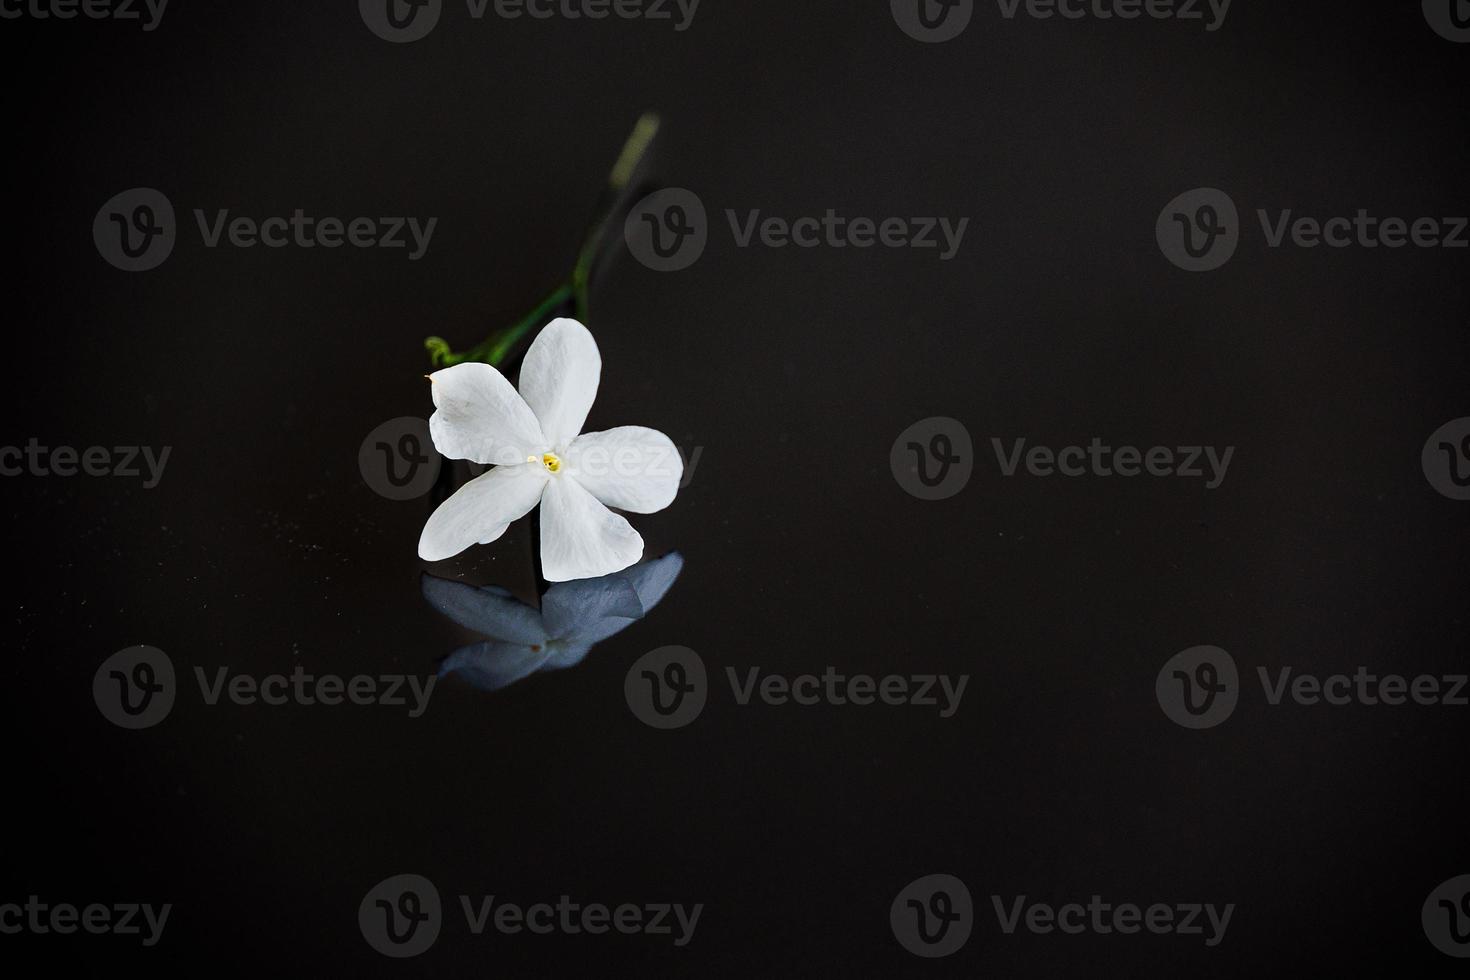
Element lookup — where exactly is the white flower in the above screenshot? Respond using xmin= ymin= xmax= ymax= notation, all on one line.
xmin=418 ymin=318 xmax=682 ymax=581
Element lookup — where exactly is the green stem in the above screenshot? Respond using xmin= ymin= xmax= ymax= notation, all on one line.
xmin=423 ymin=112 xmax=661 ymax=368
xmin=424 ymin=283 xmax=571 ymax=369
xmin=571 ymin=112 xmax=660 ymax=319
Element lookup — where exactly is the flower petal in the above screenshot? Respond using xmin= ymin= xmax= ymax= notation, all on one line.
xmin=541 ymin=575 xmax=645 ymax=643
xmin=418 ymin=464 xmax=548 ymax=562
xmin=517 ymin=318 xmax=601 ymax=449
xmin=420 ymin=574 xmax=549 ymax=644
xmin=428 ymin=362 xmax=547 ymax=465
xmin=540 ymin=552 xmax=685 ymax=645
xmin=539 ymin=475 xmax=643 ymax=582
xmin=438 ymin=641 xmax=552 ymax=693
xmin=616 ymin=551 xmax=685 ymax=612
xmin=565 ymin=426 xmax=683 ymax=513
xmin=539 ymin=642 xmax=594 ymax=672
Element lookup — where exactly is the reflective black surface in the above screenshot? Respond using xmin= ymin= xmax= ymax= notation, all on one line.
xmin=4 ymin=2 xmax=1470 ymax=975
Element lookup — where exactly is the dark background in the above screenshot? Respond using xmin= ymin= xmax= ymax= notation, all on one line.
xmin=3 ymin=0 xmax=1468 ymax=975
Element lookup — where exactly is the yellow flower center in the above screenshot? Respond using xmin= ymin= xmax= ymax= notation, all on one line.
xmin=527 ymin=452 xmax=562 ymax=473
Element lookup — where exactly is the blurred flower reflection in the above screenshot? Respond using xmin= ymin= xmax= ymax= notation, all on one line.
xmin=423 ymin=552 xmax=684 ymax=692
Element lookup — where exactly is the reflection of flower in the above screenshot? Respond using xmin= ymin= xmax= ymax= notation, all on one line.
xmin=418 ymin=318 xmax=682 ymax=582
xmin=424 ymin=552 xmax=684 ymax=693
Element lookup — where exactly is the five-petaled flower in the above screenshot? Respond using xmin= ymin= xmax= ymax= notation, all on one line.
xmin=418 ymin=318 xmax=682 ymax=581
